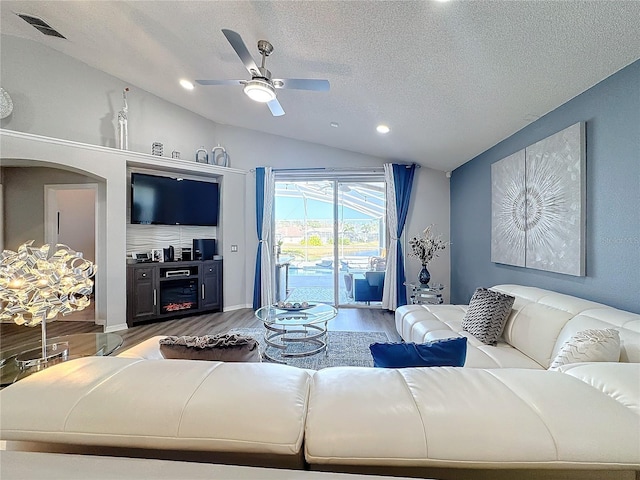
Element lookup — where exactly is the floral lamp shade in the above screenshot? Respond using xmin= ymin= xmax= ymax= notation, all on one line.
xmin=0 ymin=241 xmax=96 ymax=367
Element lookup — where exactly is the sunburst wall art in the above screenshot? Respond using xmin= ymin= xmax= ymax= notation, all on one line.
xmin=491 ymin=122 xmax=586 ymax=276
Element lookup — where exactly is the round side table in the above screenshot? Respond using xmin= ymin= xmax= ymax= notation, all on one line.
xmin=404 ymin=282 xmax=445 ymax=305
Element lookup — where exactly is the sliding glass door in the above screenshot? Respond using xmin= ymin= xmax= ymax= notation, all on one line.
xmin=274 ymin=177 xmax=386 ymax=307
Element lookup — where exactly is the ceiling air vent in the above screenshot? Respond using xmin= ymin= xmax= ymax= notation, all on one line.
xmin=16 ymin=13 xmax=66 ymax=39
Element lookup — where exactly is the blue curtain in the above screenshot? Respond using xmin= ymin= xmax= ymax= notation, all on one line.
xmin=392 ymin=163 xmax=416 ymax=307
xmin=253 ymin=167 xmax=265 ymax=309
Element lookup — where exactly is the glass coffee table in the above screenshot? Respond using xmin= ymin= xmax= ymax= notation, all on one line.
xmin=254 ymin=303 xmax=338 ymax=364
xmin=0 ymin=333 xmax=123 ymax=386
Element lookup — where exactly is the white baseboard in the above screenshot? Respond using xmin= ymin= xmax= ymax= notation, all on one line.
xmin=223 ymin=304 xmax=253 ymax=312
xmin=104 ymin=323 xmax=129 ymax=333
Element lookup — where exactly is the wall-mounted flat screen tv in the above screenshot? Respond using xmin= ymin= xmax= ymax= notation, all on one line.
xmin=131 ymin=173 xmax=220 ymax=226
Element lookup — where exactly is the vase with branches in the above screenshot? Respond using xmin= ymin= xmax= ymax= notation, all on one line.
xmin=408 ymin=225 xmax=449 ymax=285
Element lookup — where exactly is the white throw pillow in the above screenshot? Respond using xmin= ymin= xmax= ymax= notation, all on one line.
xmin=549 ymin=329 xmax=620 ymax=370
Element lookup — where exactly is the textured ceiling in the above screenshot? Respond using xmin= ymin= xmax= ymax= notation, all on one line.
xmin=1 ymin=1 xmax=639 ymax=171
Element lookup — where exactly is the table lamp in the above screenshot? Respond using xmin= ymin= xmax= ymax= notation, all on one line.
xmin=0 ymin=241 xmax=96 ymax=368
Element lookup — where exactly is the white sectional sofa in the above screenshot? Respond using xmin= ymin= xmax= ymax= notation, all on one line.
xmin=1 ymin=285 xmax=639 ymax=480
xmin=395 ymin=285 xmax=640 ymax=369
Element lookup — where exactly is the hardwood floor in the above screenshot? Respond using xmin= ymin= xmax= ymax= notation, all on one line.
xmin=0 ymin=307 xmax=401 ymax=355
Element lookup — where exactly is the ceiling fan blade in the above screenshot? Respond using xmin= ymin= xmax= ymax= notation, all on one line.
xmin=273 ymin=78 xmax=330 ymax=91
xmin=222 ymin=29 xmax=259 ymax=75
xmin=195 ymin=79 xmax=244 ymax=86
xmin=267 ymin=98 xmax=285 ymax=117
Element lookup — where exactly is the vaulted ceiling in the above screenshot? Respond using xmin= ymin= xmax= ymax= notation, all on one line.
xmin=2 ymin=1 xmax=639 ymax=171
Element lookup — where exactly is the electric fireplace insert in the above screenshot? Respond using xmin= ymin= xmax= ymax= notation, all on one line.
xmin=160 ymin=278 xmax=198 ymax=313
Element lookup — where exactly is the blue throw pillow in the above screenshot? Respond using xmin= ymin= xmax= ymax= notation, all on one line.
xmin=369 ymin=337 xmax=467 ymax=368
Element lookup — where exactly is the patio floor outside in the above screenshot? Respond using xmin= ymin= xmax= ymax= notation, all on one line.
xmin=278 ymin=256 xmax=384 ymax=307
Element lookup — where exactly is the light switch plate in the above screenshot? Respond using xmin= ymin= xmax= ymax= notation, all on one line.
xmin=231 ymin=245 xmax=238 ymax=252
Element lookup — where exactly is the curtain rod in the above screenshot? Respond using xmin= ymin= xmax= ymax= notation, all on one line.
xmin=249 ymin=164 xmax=419 ymax=173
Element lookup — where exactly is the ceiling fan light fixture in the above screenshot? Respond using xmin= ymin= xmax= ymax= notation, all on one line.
xmin=244 ymin=79 xmax=276 ymax=103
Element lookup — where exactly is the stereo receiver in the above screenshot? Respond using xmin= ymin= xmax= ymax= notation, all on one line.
xmin=165 ymin=270 xmax=191 ymax=278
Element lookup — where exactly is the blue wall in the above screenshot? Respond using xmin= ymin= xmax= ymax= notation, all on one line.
xmin=450 ymin=59 xmax=640 ymax=313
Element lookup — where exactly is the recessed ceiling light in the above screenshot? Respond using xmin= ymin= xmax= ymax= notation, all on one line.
xmin=180 ymin=79 xmax=194 ymax=90
xmin=434 ymin=0 xmax=451 ymax=3
xmin=330 ymin=122 xmax=339 ymax=128
xmin=376 ymin=124 xmax=390 ymax=134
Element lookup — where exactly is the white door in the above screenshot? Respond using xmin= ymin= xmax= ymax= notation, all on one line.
xmin=44 ymin=184 xmax=97 ymax=262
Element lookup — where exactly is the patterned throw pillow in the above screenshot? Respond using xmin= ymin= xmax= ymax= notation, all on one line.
xmin=461 ymin=288 xmax=515 ymax=346
xmin=549 ymin=329 xmax=620 ymax=370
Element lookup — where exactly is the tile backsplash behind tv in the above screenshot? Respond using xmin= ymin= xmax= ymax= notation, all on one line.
xmin=127 ymin=224 xmax=216 ymax=259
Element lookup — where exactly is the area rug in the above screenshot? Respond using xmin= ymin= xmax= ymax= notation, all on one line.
xmin=229 ymin=328 xmax=388 ymax=369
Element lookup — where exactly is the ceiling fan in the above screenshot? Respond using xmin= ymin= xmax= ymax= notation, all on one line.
xmin=195 ymin=29 xmax=330 ymax=117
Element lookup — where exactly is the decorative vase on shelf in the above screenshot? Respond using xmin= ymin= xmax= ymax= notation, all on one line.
xmin=117 ymin=87 xmax=129 ymax=150
xmin=195 ymin=146 xmax=208 ymax=163
xmin=418 ymin=265 xmax=431 ymax=285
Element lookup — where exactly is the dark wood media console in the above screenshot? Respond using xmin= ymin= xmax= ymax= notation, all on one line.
xmin=126 ymin=260 xmax=223 ymax=326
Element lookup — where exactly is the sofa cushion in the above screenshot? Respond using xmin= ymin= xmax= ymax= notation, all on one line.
xmin=0 ymin=357 xmax=311 ymax=457
xmin=369 ymin=337 xmax=467 ymax=368
xmin=395 ymin=304 xmax=468 ymax=341
xmin=159 ymin=334 xmax=261 ymax=362
xmin=549 ymin=329 xmax=620 ymax=369
xmin=558 ymin=362 xmax=640 ymax=415
xmin=305 ymin=366 xmax=640 ymax=468
xmin=494 ymin=285 xmax=613 ymax=368
xmin=461 ymin=288 xmax=515 ymax=345
xmin=552 ymin=309 xmax=640 ymax=364
xmin=116 ymin=336 xmax=167 ymax=359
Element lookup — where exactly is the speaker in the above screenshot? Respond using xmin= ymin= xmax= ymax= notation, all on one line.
xmin=181 ymin=248 xmax=192 ymax=261
xmin=193 ymin=239 xmax=216 ymax=260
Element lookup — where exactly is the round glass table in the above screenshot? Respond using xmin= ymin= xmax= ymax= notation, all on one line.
xmin=254 ymin=303 xmax=338 ymax=364
xmin=0 ymin=333 xmax=123 ymax=386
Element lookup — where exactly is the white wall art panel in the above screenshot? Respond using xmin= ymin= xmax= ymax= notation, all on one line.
xmin=491 ymin=122 xmax=585 ymax=276
xmin=491 ymin=149 xmax=526 ymax=267
xmin=524 ymin=122 xmax=585 ymax=275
